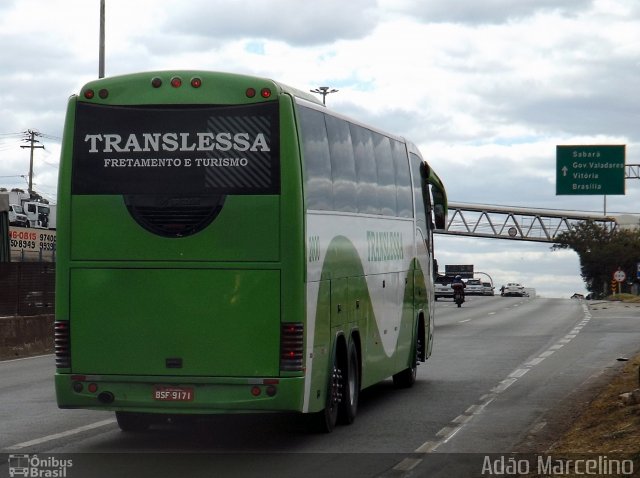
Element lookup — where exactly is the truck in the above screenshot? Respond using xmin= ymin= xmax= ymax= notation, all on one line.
xmin=2 ymin=188 xmax=55 ymax=229
xmin=8 ymin=204 xmax=29 ymax=227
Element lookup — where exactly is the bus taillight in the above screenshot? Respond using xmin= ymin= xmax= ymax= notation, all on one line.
xmin=190 ymin=77 xmax=202 ymax=88
xmin=280 ymin=323 xmax=304 ymax=372
xmin=83 ymin=89 xmax=95 ymax=99
xmin=170 ymin=76 xmax=182 ymax=88
xmin=54 ymin=321 xmax=71 ymax=368
xmin=261 ymin=88 xmax=272 ymax=99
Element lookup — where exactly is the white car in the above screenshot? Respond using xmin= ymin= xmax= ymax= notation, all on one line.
xmin=502 ymin=282 xmax=525 ymax=297
xmin=434 ymin=276 xmax=453 ymax=300
xmin=482 ymin=282 xmax=495 ymax=296
xmin=465 ymin=279 xmax=485 ymax=295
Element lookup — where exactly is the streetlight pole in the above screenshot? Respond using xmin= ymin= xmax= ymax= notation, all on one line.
xmin=310 ymin=86 xmax=338 ymax=105
xmin=99 ymin=0 xmax=105 ymax=78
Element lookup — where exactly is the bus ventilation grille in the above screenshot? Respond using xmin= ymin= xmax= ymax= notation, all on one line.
xmin=54 ymin=321 xmax=71 ymax=368
xmin=124 ymin=195 xmax=226 ymax=238
xmin=280 ymin=323 xmax=304 ymax=372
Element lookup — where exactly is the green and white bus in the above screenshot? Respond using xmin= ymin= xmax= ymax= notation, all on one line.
xmin=54 ymin=71 xmax=447 ymax=432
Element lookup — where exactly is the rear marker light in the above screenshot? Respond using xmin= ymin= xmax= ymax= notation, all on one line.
xmin=54 ymin=321 xmax=71 ymax=368
xmin=83 ymin=89 xmax=95 ymax=99
xmin=251 ymin=386 xmax=261 ymax=397
xmin=191 ymin=77 xmax=202 ymax=88
xmin=151 ymin=77 xmax=163 ymax=88
xmin=88 ymin=383 xmax=98 ymax=393
xmin=98 ymin=88 xmax=109 ymax=99
xmin=280 ymin=322 xmax=304 ymax=372
xmin=261 ymin=88 xmax=272 ymax=98
xmin=246 ymin=87 xmax=256 ymax=98
xmin=170 ymin=76 xmax=182 ymax=88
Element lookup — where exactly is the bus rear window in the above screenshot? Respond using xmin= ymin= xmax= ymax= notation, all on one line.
xmin=71 ymin=102 xmax=280 ymax=196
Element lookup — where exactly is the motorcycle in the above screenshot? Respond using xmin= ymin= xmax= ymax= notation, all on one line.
xmin=452 ymin=283 xmax=465 ymax=307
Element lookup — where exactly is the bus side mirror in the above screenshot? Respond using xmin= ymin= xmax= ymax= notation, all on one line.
xmin=433 ymin=204 xmax=446 ymax=230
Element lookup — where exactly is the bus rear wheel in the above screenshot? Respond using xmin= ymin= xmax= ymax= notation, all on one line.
xmin=310 ymin=350 xmax=342 ymax=433
xmin=393 ymin=336 xmax=422 ymax=388
xmin=339 ymin=341 xmax=360 ymax=425
xmin=115 ymin=412 xmax=151 ymax=432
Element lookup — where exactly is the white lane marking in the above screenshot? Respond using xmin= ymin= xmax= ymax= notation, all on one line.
xmin=525 ymin=357 xmax=545 ymax=366
xmin=509 ymin=368 xmax=529 ymax=379
xmin=492 ymin=377 xmax=517 ymax=393
xmin=393 ymin=457 xmax=423 ymax=472
xmin=459 ymin=319 xmax=472 ymax=323
xmin=452 ymin=414 xmax=473 ymax=424
xmin=5 ymin=419 xmax=117 ymax=450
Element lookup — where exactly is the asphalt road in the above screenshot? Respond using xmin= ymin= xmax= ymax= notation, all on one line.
xmin=1 ymin=296 xmax=639 ymax=477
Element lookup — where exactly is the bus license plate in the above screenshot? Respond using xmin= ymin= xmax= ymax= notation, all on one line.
xmin=153 ymin=386 xmax=194 ymax=402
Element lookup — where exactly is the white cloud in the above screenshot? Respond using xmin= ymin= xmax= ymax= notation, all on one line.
xmin=161 ymin=0 xmax=380 ymax=46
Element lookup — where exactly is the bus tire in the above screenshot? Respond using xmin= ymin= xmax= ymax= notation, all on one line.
xmin=115 ymin=412 xmax=151 ymax=432
xmin=393 ymin=335 xmax=422 ymax=389
xmin=310 ymin=349 xmax=341 ymax=433
xmin=339 ymin=340 xmax=360 ymax=425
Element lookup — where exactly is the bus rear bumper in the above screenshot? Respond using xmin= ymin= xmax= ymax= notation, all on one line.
xmin=55 ymin=373 xmax=305 ymax=414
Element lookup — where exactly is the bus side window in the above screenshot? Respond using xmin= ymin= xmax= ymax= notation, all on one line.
xmin=350 ymin=124 xmax=378 ymax=215
xmin=299 ymin=107 xmax=333 ymax=211
xmin=373 ymin=133 xmax=396 ymax=217
xmin=392 ymin=140 xmax=412 ymax=218
xmin=325 ymin=115 xmax=357 ymax=213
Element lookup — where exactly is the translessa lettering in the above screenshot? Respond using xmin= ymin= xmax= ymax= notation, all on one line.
xmin=103 ymin=158 xmax=250 ymax=167
xmin=367 ymin=231 xmax=403 ymax=262
xmin=84 ymin=132 xmax=270 ymax=153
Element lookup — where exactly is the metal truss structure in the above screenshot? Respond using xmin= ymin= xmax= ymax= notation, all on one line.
xmin=626 ymin=164 xmax=640 ymax=179
xmin=437 ymin=202 xmax=619 ymax=243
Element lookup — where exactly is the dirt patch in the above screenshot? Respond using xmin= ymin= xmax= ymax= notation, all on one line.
xmin=547 ymin=352 xmax=640 ymax=455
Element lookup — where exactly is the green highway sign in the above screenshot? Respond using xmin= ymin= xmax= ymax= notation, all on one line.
xmin=556 ymin=145 xmax=625 ymax=195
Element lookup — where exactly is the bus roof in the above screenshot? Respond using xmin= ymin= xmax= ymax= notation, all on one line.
xmin=78 ymin=70 xmax=324 ymax=106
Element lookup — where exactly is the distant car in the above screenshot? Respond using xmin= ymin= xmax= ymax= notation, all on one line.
xmin=465 ymin=279 xmax=485 ymax=295
xmin=434 ymin=276 xmax=453 ymax=300
xmin=482 ymin=282 xmax=495 ymax=296
xmin=502 ymin=282 xmax=525 ymax=297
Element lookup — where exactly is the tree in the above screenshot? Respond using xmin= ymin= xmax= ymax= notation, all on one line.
xmin=552 ymin=221 xmax=640 ymax=297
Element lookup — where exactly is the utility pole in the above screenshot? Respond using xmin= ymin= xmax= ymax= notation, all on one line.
xmin=20 ymin=130 xmax=44 ymax=195
xmin=310 ymin=86 xmax=338 ymax=105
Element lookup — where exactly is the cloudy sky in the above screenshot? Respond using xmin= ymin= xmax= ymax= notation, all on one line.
xmin=1 ymin=0 xmax=639 ymax=297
